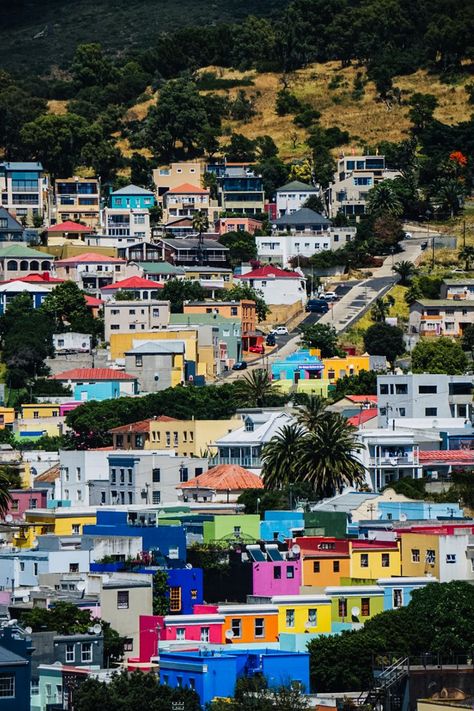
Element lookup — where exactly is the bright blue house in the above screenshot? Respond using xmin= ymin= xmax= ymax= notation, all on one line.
xmin=110 ymin=184 xmax=155 ymax=210
xmin=378 ymin=500 xmax=463 ymax=521
xmin=159 ymin=648 xmax=310 ymax=706
xmin=0 ymin=626 xmax=33 ymax=711
xmin=0 ymin=281 xmax=50 ymax=315
xmin=271 ymin=349 xmax=324 ymax=381
xmin=377 ymin=576 xmax=437 ymax=611
xmin=51 ymin=367 xmax=138 ymax=402
xmin=260 ymin=511 xmax=305 ymax=542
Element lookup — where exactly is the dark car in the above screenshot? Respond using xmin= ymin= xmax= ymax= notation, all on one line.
xmin=305 ymin=299 xmax=329 ymax=313
xmin=232 ymin=360 xmax=248 ymax=370
xmin=266 ymin=334 xmax=276 ymax=346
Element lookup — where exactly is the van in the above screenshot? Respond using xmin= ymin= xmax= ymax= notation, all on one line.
xmin=305 ymin=299 xmax=329 ymax=313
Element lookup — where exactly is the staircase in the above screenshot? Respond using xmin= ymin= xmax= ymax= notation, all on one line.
xmin=360 ymin=657 xmax=409 ymax=708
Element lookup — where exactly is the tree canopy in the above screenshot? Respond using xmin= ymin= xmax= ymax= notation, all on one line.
xmin=411 ymin=337 xmax=468 ymax=374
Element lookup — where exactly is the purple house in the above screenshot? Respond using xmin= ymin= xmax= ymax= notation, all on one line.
xmin=248 ymin=545 xmax=301 ymax=597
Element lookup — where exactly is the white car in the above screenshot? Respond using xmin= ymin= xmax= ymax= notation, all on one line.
xmin=320 ymin=291 xmax=338 ymax=302
xmin=272 ymin=326 xmax=289 ymax=336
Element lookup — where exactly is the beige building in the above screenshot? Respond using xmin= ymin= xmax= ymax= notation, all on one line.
xmin=153 ymin=161 xmax=204 ymax=203
xmin=409 ymin=299 xmax=474 ymax=338
xmin=55 ymin=177 xmax=100 ymax=228
xmin=162 ymin=183 xmax=219 ymax=224
xmin=104 ymin=299 xmax=170 ymax=341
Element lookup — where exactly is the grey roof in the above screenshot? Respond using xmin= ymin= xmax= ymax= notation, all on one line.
xmin=0 ymin=207 xmax=23 ymax=233
xmin=125 ymin=340 xmax=185 ymax=355
xmin=0 ymin=645 xmax=28 ymax=665
xmin=112 ymin=184 xmax=154 ymax=196
xmin=273 ymin=208 xmax=330 ymax=226
xmin=139 ymin=262 xmax=185 ymax=275
xmin=443 ymin=279 xmax=474 ymax=286
xmin=161 ymin=238 xmax=228 ymax=251
xmin=276 ymin=180 xmax=317 ymax=192
xmin=0 ymin=162 xmax=43 ymax=171
xmin=311 ymin=491 xmax=379 ymax=513
xmin=413 ymin=299 xmax=474 ymax=307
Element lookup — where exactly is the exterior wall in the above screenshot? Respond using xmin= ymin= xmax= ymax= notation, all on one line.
xmin=100 ymin=579 xmax=153 ymax=659
xmin=102 ymin=206 xmax=151 ymax=242
xmin=274 ymin=597 xmax=332 ymax=635
xmin=409 ymin=300 xmax=474 ymax=338
xmin=0 ymin=407 xmax=15 ymax=429
xmin=153 ymin=162 xmax=203 ymax=201
xmin=203 ymin=514 xmax=261 ymax=543
xmin=322 ymin=354 xmax=372 ymax=382
xmin=110 ymin=191 xmax=155 ymax=210
xmin=378 ymin=501 xmax=463 ymax=521
xmin=0 ymin=255 xmax=53 ymax=281
xmin=276 ymin=187 xmax=318 ymax=216
xmin=219 ymin=607 xmax=279 ymax=644
xmin=399 ymin=533 xmax=440 ymax=579
xmin=5 ymin=489 xmax=48 ymax=520
xmin=55 ymin=178 xmax=100 ymax=227
xmin=109 ymin=328 xmax=200 ymax=363
xmin=170 ymin=314 xmax=242 ymax=366
xmin=146 ymin=419 xmax=241 ymax=458
xmin=13 ymin=511 xmax=97 ymax=548
xmin=378 ymin=578 xmax=436 ymax=611
xmin=0 ymin=628 xmax=31 ymax=711
xmin=301 ymin=555 xmax=350 ymax=588
xmin=252 ymin=561 xmax=301 ymax=597
xmin=183 ymin=300 xmax=256 ymax=338
xmin=59 ymin=449 xmax=110 ymax=506
xmin=125 ymin=350 xmax=184 ymax=392
xmin=328 ymin=587 xmax=385 ymax=630
xmin=216 ymin=217 xmax=262 ymax=235
xmin=237 ymin=275 xmax=307 ymax=306
xmin=260 ymin=511 xmax=305 ymax=542
xmin=441 ymin=280 xmax=474 ymax=300
xmin=0 ymin=163 xmax=45 ymax=225
xmin=328 ymin=155 xmax=400 ymax=217
xmin=350 ymin=543 xmax=401 ymax=580
xmin=256 ymin=228 xmax=356 ymax=265
xmin=104 ymin=300 xmax=170 ymax=341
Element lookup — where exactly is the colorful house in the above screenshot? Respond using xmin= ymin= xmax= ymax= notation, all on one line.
xmin=138 ymin=612 xmax=224 ymax=661
xmin=272 ymin=594 xmax=332 ymax=635
xmin=12 ymin=507 xmax=97 ymax=548
xmin=4 ymin=488 xmax=49 ymax=522
xmin=349 ymin=539 xmax=401 ymax=580
xmin=377 ymin=576 xmax=437 ymax=611
xmin=397 ymin=523 xmax=474 ymax=582
xmin=219 ymin=603 xmax=279 ymax=644
xmin=0 ymin=626 xmax=33 ymax=711
xmin=178 ymin=465 xmax=263 ymax=504
xmin=203 ymin=514 xmax=261 ymax=544
xmin=326 ymin=585 xmax=385 ymax=632
xmin=100 ymin=275 xmax=164 ymax=300
xmin=260 ymin=511 xmax=305 ymax=543
xmin=0 ymin=406 xmax=15 ymax=429
xmin=295 ymin=537 xmax=351 ymax=589
xmin=247 ymin=545 xmax=301 ymax=597
xmin=0 ymin=280 xmax=51 ymax=315
xmin=50 ymin=367 xmax=138 ymax=401
xmin=110 ymin=184 xmax=155 ymax=210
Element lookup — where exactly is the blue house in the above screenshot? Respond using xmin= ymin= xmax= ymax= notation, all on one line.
xmin=0 ymin=281 xmax=50 ymax=315
xmin=110 ymin=184 xmax=155 ymax=210
xmin=167 ymin=568 xmax=203 ymax=614
xmin=378 ymin=500 xmax=464 ymax=521
xmin=84 ymin=510 xmax=187 ymax=562
xmin=271 ymin=349 xmax=324 ymax=382
xmin=51 ymin=367 xmax=138 ymax=402
xmin=0 ymin=626 xmax=33 ymax=711
xmin=159 ymin=648 xmax=310 ymax=706
xmin=377 ymin=576 xmax=437 ymax=611
xmin=260 ymin=511 xmax=305 ymax=543
xmin=0 ymin=208 xmax=24 ymax=243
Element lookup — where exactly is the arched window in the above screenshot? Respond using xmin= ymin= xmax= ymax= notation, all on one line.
xmin=30 ymin=260 xmax=39 ymax=271
xmin=41 ymin=261 xmax=51 ymax=271
xmin=6 ymin=260 xmax=17 ymax=271
xmin=20 ymin=260 xmax=28 ymax=271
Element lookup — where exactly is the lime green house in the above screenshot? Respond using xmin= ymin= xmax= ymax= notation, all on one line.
xmin=203 ymin=514 xmax=260 ymax=543
xmin=326 ymin=585 xmax=384 ymax=632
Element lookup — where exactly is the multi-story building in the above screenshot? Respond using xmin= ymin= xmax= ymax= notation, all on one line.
xmin=53 ymin=252 xmax=140 ymax=296
xmin=104 ymin=299 xmax=170 ymax=341
xmin=0 ymin=161 xmax=46 ymax=225
xmin=162 ymin=183 xmax=219 ymax=224
xmin=377 ymin=374 xmax=474 ymax=422
xmin=215 ymin=216 xmax=262 ymax=235
xmin=0 ymin=244 xmax=54 ymax=280
xmin=170 ymin=313 xmax=242 ymax=368
xmin=356 ymin=429 xmax=423 ymax=492
xmin=328 ymin=155 xmax=400 ymax=218
xmin=237 ymin=264 xmax=307 ymax=306
xmin=440 ymin=278 xmax=474 ymax=300
xmin=155 ymin=236 xmax=229 ymax=267
xmin=59 ymin=449 xmax=111 ymax=506
xmin=0 ymin=207 xmax=26 ymax=243
xmin=208 ymin=165 xmax=265 ymax=215
xmin=409 ymin=298 xmax=474 ymax=338
xmin=153 ymin=161 xmax=204 ymax=202
xmin=275 ymin=180 xmax=320 ymax=217
xmin=257 ymin=226 xmax=356 ymax=266
xmin=124 ymin=340 xmax=186 ymax=391
xmin=109 ymin=184 xmax=155 ymax=210
xmin=398 ymin=523 xmax=474 ymax=582
xmin=101 ymin=206 xmax=151 ymax=243
xmin=54 ymin=177 xmax=100 ymax=228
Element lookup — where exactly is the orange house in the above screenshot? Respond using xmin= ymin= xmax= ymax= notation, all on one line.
xmin=218 ymin=604 xmax=278 ymax=644
xmin=292 ymin=537 xmax=351 ymax=589
xmin=183 ymin=299 xmax=259 ymax=350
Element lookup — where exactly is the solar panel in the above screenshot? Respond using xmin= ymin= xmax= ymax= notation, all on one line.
xmin=266 ymin=545 xmax=283 ymax=561
xmin=247 ymin=545 xmax=266 ymax=562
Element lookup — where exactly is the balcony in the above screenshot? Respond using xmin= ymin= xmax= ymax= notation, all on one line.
xmin=370 ymin=454 xmax=419 ymax=467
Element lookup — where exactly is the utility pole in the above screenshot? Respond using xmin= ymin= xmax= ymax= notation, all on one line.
xmin=463 ymin=219 xmax=466 ymax=248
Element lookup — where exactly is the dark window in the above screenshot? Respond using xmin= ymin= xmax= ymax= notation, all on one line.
xmin=117 ymin=590 xmax=129 ymax=609
xmin=338 ymin=598 xmax=347 ymax=617
xmin=273 ymin=566 xmax=281 ymax=579
xmin=425 ymin=407 xmax=437 ymax=416
xmin=379 ymin=384 xmax=389 ymax=394
xmin=152 ymin=468 xmax=160 ymax=483
xmin=361 ymin=598 xmax=370 ymax=616
xmin=313 ymin=561 xmax=320 ymax=573
xmin=419 ymin=385 xmax=437 ymax=394
xmin=333 ymin=560 xmax=340 ymax=573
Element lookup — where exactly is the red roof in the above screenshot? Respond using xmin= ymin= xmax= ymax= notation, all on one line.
xmin=419 ymin=450 xmax=474 ymax=464
xmin=347 ymin=409 xmax=378 ymax=427
xmin=346 ymin=395 xmax=378 ymax=404
xmin=85 ymin=295 xmax=104 ymax=306
xmin=55 ymin=252 xmax=126 ymax=265
xmin=101 ymin=276 xmax=164 ymax=291
xmin=109 ymin=416 xmax=177 ymax=433
xmin=52 ymin=368 xmax=136 ymax=381
xmin=166 ymin=183 xmax=209 ymax=195
xmin=178 ymin=464 xmax=264 ymax=491
xmin=48 ymin=221 xmax=93 ymax=233
xmin=351 ymin=539 xmax=399 ymax=550
xmin=0 ymin=273 xmax=64 ymax=285
xmin=238 ymin=265 xmax=302 ymax=280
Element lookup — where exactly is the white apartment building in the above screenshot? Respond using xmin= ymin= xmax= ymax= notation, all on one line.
xmin=237 ymin=264 xmax=307 ymax=306
xmin=101 ymin=206 xmax=151 ymax=242
xmin=275 ymin=180 xmax=320 ymax=217
xmin=104 ymin=299 xmax=170 ymax=341
xmin=256 ymin=227 xmax=356 ymax=266
xmin=328 ymin=155 xmax=400 ymax=218
xmin=59 ymin=449 xmax=111 ymax=505
xmin=356 ymin=429 xmax=423 ymax=492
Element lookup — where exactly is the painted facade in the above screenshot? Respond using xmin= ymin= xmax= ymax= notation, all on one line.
xmin=272 ymin=594 xmax=332 ymax=635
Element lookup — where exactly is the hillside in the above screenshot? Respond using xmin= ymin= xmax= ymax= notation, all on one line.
xmin=0 ymin=0 xmax=289 ymax=74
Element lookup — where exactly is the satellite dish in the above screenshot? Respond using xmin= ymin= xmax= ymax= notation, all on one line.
xmin=54 ymin=661 xmax=63 ymax=667
xmin=22 ymin=596 xmax=29 ymax=603
xmin=92 ymin=623 xmax=102 ymax=635
xmin=291 ymin=544 xmax=301 ymax=556
xmin=185 ymin=563 xmax=193 ymax=569
xmin=5 ymin=514 xmax=13 ymax=523
xmin=351 ymin=606 xmax=360 ymax=617
xmin=25 ymin=626 xmax=33 ymax=635
xmin=399 ymin=513 xmax=407 ymax=522
xmin=76 ymin=581 xmax=86 ymax=592
xmin=304 ymin=621 xmax=312 ymax=629
xmin=225 ymin=629 xmax=234 ymax=640
xmin=31 ymin=540 xmax=39 ymax=549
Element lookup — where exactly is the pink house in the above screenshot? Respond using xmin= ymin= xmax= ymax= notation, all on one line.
xmin=4 ymin=488 xmax=48 ymax=521
xmin=252 ymin=560 xmax=301 ymax=597
xmin=59 ymin=402 xmax=82 ymax=417
xmin=137 ymin=613 xmax=225 ymax=662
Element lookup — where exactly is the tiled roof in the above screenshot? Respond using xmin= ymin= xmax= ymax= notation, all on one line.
xmin=109 ymin=415 xmax=178 ymax=433
xmin=0 ymin=245 xmax=54 ymax=258
xmin=85 ymin=295 xmax=103 ymax=306
xmin=346 ymin=395 xmax=378 ymax=403
xmin=35 ymin=464 xmax=60 ymax=483
xmin=347 ymin=409 xmax=378 ymax=426
xmin=166 ymin=183 xmax=209 ymax=194
xmin=101 ymin=276 xmax=164 ymax=290
xmin=111 ymin=184 xmax=154 ymax=196
xmin=52 ymin=368 xmax=136 ymax=381
xmin=55 ymin=252 xmax=126 ymax=264
xmin=48 ymin=221 xmax=93 ymax=232
xmin=11 ymin=273 xmax=63 ymax=284
xmin=419 ymin=450 xmax=474 ymax=464
xmin=238 ymin=264 xmax=302 ymax=280
xmin=178 ymin=464 xmax=263 ymax=490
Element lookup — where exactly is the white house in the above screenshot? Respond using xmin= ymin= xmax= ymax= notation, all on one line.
xmin=275 ymin=180 xmax=320 ymax=217
xmin=256 ymin=227 xmax=356 ymax=266
xmin=53 ymin=332 xmax=92 ymax=354
xmin=236 ymin=264 xmax=307 ymax=305
xmin=101 ymin=206 xmax=151 ymax=243
xmin=59 ymin=449 xmax=111 ymax=505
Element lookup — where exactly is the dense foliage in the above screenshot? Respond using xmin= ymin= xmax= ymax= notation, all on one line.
xmin=411 ymin=337 xmax=468 ymax=374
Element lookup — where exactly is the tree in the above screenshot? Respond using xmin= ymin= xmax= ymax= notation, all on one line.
xmin=367 ymin=181 xmax=403 ymax=217
xmin=408 ymin=93 xmax=439 ymax=131
xmin=392 ymin=260 xmax=417 ymax=285
xmin=275 ymin=89 xmax=302 ymax=116
xmin=0 ymin=472 xmax=12 ymax=517
xmin=299 ymin=323 xmax=342 ymax=357
xmin=0 ymin=85 xmax=47 ymax=158
xmin=219 ymin=231 xmax=257 ymax=267
xmin=41 ymin=281 xmax=94 ymax=333
xmin=434 ymin=178 xmax=465 ymax=217
xmin=461 ymin=324 xmax=474 ymax=352
xmin=234 ymin=369 xmax=281 ymax=408
xmin=411 ymin=337 xmax=468 ymax=374
xmin=459 ymin=246 xmax=474 ymax=271
xmin=370 ymin=296 xmax=394 ymax=323
xmin=153 ymin=570 xmax=170 ymax=615
xmin=295 ymin=395 xmax=326 ymax=430
xmin=260 ymin=423 xmax=306 ymax=489
xmin=303 ymin=194 xmax=325 ymax=214
xmin=160 ymin=279 xmax=207 ymax=313
xmin=224 ymin=133 xmax=256 ymax=162
xmin=222 ymin=284 xmax=269 ymax=322
xmin=332 ymin=370 xmax=378 ymax=397
xmin=363 ymin=323 xmax=405 ymax=369
xmin=71 ymin=43 xmax=118 ymax=87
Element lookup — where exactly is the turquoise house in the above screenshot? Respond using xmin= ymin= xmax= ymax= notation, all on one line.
xmin=110 ymin=184 xmax=155 ymax=209
xmin=271 ymin=349 xmax=324 ymax=382
xmin=377 ymin=576 xmax=437 ymax=611
xmin=378 ymin=501 xmax=463 ymax=521
xmin=52 ymin=367 xmax=138 ymax=402
xmin=260 ymin=511 xmax=305 ymax=542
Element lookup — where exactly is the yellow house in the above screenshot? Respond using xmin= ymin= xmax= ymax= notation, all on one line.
xmin=349 ymin=541 xmax=401 ymax=580
xmin=109 ymin=328 xmax=215 ymax=378
xmin=0 ymin=407 xmax=15 ymax=429
xmin=321 ymin=353 xmax=373 ymax=382
xmin=272 ymin=594 xmax=332 ymax=635
xmin=20 ymin=404 xmax=61 ymax=419
xmin=399 ymin=532 xmax=440 ymax=579
xmin=12 ymin=508 xmax=97 ymax=548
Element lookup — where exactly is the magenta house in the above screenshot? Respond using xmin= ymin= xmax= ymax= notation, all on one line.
xmin=247 ymin=545 xmax=301 ymax=597
xmin=5 ymin=488 xmax=48 ymax=521
xmin=136 ymin=612 xmax=225 ymax=662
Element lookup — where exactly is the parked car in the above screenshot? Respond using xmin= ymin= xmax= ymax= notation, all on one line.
xmin=266 ymin=334 xmax=276 ymax=346
xmin=306 ymin=299 xmax=329 ymax=313
xmin=272 ymin=326 xmax=289 ymax=336
xmin=249 ymin=344 xmax=265 ymax=354
xmin=421 ymin=241 xmax=428 ymax=250
xmin=319 ymin=291 xmax=338 ymax=302
xmin=232 ymin=361 xmax=248 ymax=370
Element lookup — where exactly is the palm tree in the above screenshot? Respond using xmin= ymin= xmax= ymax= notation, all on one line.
xmin=370 ymin=297 xmax=391 ymax=323
xmin=367 ymin=182 xmax=403 ymax=217
xmin=434 ymin=179 xmax=465 ymax=218
xmin=297 ymin=413 xmax=366 ymax=498
xmin=0 ymin=472 xmax=12 ymax=518
xmin=234 ymin=368 xmax=279 ymax=408
xmin=392 ymin=260 xmax=417 ymax=285
xmin=459 ymin=246 xmax=474 ymax=271
xmin=261 ymin=423 xmax=305 ymax=489
xmin=295 ymin=395 xmax=326 ymax=431
xmin=192 ymin=210 xmax=209 ymax=265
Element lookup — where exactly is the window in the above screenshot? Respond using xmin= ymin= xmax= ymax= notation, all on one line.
xmin=117 ymin=590 xmax=129 ymax=609
xmin=231 ymin=618 xmax=242 ymax=638
xmin=399 ymin=408 xmax=406 ymax=416
xmin=286 ymin=565 xmax=295 ymax=579
xmin=446 ymin=553 xmax=456 ymax=564
xmin=176 ymin=628 xmax=186 ymax=641
xmin=425 ymin=407 xmax=437 ymax=416
xmin=313 ymin=561 xmax=320 ymax=573
xmin=419 ymin=385 xmax=437 ymax=394
xmin=286 ymin=609 xmax=295 ymax=627
xmin=380 ymin=384 xmax=389 ymax=394
xmin=255 ymin=618 xmax=265 ymax=637
xmin=69 ymin=563 xmax=79 ymax=573
xmin=411 ymin=549 xmax=420 ymax=562
xmin=189 ymin=678 xmax=196 ymax=690
xmin=426 ymin=549 xmax=436 ymax=564
xmin=393 ymin=589 xmax=403 ymax=608
xmin=135 ymin=355 xmax=143 ymax=367
xmin=152 ymin=491 xmax=161 ymax=504
xmin=0 ymin=675 xmax=14 ymax=698
xmin=124 ymin=639 xmax=133 ymax=652
xmin=81 ymin=642 xmax=92 ymax=663
xmin=395 ymin=384 xmax=408 ymax=394
xmin=111 ymin=468 xmax=116 ymax=483
xmin=170 ymin=586 xmax=182 ymax=612
xmin=273 ymin=566 xmax=281 ymax=580
xmin=20 ymin=562 xmax=25 ymax=571
xmin=72 ymin=524 xmax=80 ymax=535
xmin=76 ymin=467 xmax=81 ymax=481
xmin=360 ymin=553 xmax=369 ymax=568
xmin=179 ymin=466 xmax=188 ymax=483
xmin=34 ymin=563 xmax=38 ymax=575
xmin=191 ymin=589 xmax=198 ymax=600
xmin=333 ymin=560 xmax=340 ymax=573
xmin=338 ymin=598 xmax=348 ymax=617
xmin=308 ymin=609 xmax=317 ymax=626
xmin=176 ymin=676 xmax=183 ymax=688
xmin=31 ymin=679 xmax=39 ymax=695
xmin=361 ymin=598 xmax=371 ymax=616
xmin=200 ymin=627 xmax=210 ymax=642
xmin=65 ymin=644 xmax=75 ymax=663
xmin=381 ymin=553 xmax=390 ymax=568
